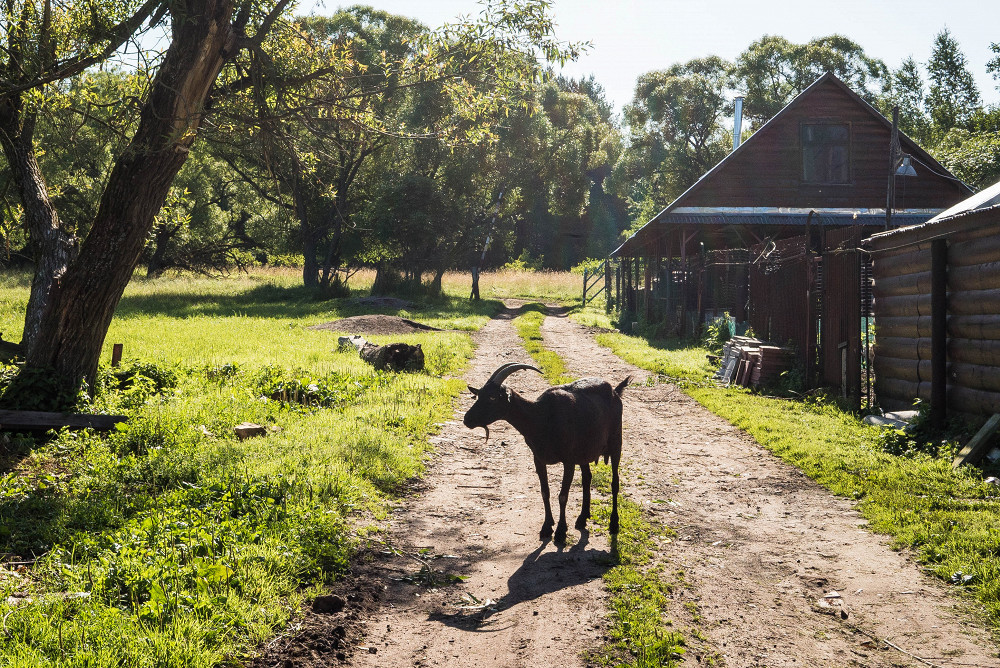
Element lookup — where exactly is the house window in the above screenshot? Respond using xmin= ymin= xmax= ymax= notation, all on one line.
xmin=802 ymin=124 xmax=850 ymax=184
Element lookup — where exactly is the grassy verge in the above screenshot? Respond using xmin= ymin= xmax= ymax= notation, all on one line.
xmin=588 ymin=467 xmax=687 ymax=668
xmin=596 ymin=331 xmax=1000 ymax=633
xmin=509 ymin=304 xmax=686 ymax=667
xmin=0 ymin=274 xmax=485 ymax=666
xmin=511 ymin=304 xmax=575 ymax=385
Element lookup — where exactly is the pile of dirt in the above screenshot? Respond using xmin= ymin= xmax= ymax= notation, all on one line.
xmin=309 ymin=315 xmax=441 ymax=335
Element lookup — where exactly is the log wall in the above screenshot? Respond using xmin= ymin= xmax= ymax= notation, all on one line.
xmin=872 ymin=212 xmax=1000 ymax=414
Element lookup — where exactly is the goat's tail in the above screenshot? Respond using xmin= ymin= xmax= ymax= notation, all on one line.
xmin=614 ymin=375 xmax=633 ymax=397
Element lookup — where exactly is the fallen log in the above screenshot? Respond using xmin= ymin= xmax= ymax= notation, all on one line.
xmin=0 ymin=409 xmax=127 ymax=432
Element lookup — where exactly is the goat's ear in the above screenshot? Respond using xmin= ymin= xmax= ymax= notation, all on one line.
xmin=468 ymin=385 xmax=479 ymax=396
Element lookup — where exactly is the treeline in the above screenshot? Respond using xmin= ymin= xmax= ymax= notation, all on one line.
xmin=2 ymin=9 xmax=998 ymax=291
xmin=0 ymin=4 xmax=623 ymax=290
xmin=611 ymin=30 xmax=1000 ymax=235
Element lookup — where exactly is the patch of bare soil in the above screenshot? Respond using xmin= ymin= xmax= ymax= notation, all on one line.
xmin=309 ymin=315 xmax=441 ymax=336
xmin=253 ymin=302 xmax=1000 ymax=668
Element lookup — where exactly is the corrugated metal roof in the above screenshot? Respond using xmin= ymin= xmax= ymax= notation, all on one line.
xmin=613 ymin=212 xmax=930 ymax=257
xmin=926 ymin=179 xmax=1000 ymax=223
xmin=659 ymin=212 xmax=926 ymax=227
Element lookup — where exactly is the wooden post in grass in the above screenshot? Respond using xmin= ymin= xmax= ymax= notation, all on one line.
xmin=952 ymin=413 xmax=1000 ymax=468
xmin=606 ymin=260 xmax=613 ymax=313
xmin=111 ymin=343 xmax=123 ymax=367
xmin=931 ymin=239 xmax=948 ymax=429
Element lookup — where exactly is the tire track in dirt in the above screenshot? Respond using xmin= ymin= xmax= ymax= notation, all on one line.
xmin=345 ymin=304 xmax=617 ymax=668
xmin=541 ymin=306 xmax=999 ymax=667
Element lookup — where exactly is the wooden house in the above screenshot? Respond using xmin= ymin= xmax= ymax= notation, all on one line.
xmin=608 ymin=73 xmax=970 ymax=399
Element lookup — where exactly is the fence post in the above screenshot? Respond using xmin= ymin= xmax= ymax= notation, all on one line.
xmin=615 ymin=264 xmax=621 ymax=316
xmin=605 ymin=261 xmax=612 ymax=312
xmin=931 ymin=239 xmax=948 ymax=429
xmin=582 ymin=269 xmax=588 ymax=305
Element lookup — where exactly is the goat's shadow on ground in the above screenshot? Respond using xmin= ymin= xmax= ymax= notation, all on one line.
xmin=429 ymin=530 xmax=615 ymax=632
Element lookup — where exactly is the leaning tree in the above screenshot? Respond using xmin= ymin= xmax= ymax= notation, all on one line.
xmin=0 ymin=0 xmax=580 ymax=399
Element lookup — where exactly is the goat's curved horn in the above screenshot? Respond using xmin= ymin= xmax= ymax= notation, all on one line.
xmin=485 ymin=362 xmax=542 ymax=386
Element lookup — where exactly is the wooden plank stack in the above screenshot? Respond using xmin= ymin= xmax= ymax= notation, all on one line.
xmin=713 ymin=337 xmax=795 ymax=389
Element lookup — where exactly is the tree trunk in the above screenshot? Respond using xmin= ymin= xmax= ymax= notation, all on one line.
xmin=146 ymin=223 xmax=178 ymax=278
xmin=430 ymin=267 xmax=445 ymax=296
xmin=24 ymin=1 xmax=238 ymax=390
xmin=302 ymin=234 xmax=319 ymax=287
xmin=0 ymin=102 xmax=78 ymax=354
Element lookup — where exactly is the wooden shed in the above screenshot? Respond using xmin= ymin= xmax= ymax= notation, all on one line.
xmin=866 ymin=181 xmax=1000 ymax=419
xmin=608 ymin=73 xmax=970 ymax=397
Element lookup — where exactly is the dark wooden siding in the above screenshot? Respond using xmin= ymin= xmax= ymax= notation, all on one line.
xmin=872 ymin=211 xmax=1000 ymax=415
xmin=682 ymin=80 xmax=968 ymax=209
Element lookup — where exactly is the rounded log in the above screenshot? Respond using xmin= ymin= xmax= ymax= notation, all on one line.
xmin=949 ymin=289 xmax=1000 ymax=316
xmin=949 ymin=262 xmax=1000 ymax=292
xmin=874 ymin=336 xmax=930 ymax=361
xmin=948 ymin=314 xmax=1000 ymax=340
xmin=950 ymin=362 xmax=1000 ymax=394
xmin=876 ymin=377 xmax=931 ymax=404
xmin=948 ymin=386 xmax=1000 ymax=415
xmin=949 ymin=233 xmax=1000 ymax=267
xmin=878 ymin=315 xmax=1000 ymax=340
xmin=873 ymin=293 xmax=931 ymax=318
xmin=876 ymin=315 xmax=930 ymax=339
xmin=873 ymin=270 xmax=932 ymax=298
xmin=873 ymin=249 xmax=931 ymax=277
xmin=948 ymin=338 xmax=1000 ymax=367
xmin=874 ymin=355 xmax=930 ymax=383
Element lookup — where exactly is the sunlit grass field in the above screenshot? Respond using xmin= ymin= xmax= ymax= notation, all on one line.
xmin=1 ymin=267 xmax=553 ymax=667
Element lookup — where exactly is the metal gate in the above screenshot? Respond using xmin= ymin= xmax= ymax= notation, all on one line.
xmin=749 ymin=235 xmax=819 ymax=383
xmin=821 ymin=226 xmax=867 ymax=407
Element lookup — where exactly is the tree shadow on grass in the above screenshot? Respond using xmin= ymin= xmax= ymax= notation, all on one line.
xmin=114 ymin=283 xmax=505 ymax=324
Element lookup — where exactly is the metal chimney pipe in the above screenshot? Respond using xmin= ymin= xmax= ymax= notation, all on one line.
xmin=733 ymin=96 xmax=744 ymax=151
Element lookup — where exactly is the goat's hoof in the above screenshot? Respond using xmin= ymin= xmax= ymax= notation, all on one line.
xmin=609 ymin=519 xmax=620 ymax=535
xmin=575 ymin=516 xmax=588 ymax=531
xmin=539 ymin=526 xmax=553 ymax=540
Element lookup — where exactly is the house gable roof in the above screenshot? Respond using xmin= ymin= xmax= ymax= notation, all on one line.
xmin=611 ymin=72 xmax=972 ymax=257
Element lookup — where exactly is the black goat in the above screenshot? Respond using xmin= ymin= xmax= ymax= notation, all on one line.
xmin=463 ymin=363 xmax=630 ymax=543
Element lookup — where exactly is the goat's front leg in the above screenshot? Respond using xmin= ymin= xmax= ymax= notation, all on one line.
xmin=554 ymin=462 xmax=574 ymax=543
xmin=576 ymin=462 xmax=591 ymax=531
xmin=534 ymin=457 xmax=555 ymax=540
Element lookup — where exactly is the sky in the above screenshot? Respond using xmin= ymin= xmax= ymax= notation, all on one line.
xmin=303 ymin=0 xmax=1000 ymax=115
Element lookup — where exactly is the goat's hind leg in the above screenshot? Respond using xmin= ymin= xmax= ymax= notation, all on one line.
xmin=534 ymin=457 xmax=555 ymax=540
xmin=575 ymin=462 xmax=591 ymax=531
xmin=609 ymin=454 xmax=620 ymax=535
xmin=554 ymin=462 xmax=574 ymax=543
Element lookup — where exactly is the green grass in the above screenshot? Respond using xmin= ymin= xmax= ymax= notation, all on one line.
xmin=568 ymin=302 xmax=616 ymax=330
xmin=511 ymin=304 xmax=576 ymax=385
xmin=508 ymin=304 xmax=686 ymax=666
xmin=594 ymin=333 xmax=715 ymax=384
xmin=595 ymin=329 xmax=1000 ymax=634
xmin=0 ymin=270 xmax=486 ymax=666
xmin=588 ymin=468 xmax=686 ymax=668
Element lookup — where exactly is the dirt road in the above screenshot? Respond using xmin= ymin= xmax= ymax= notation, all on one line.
xmin=255 ymin=304 xmax=1000 ymax=667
